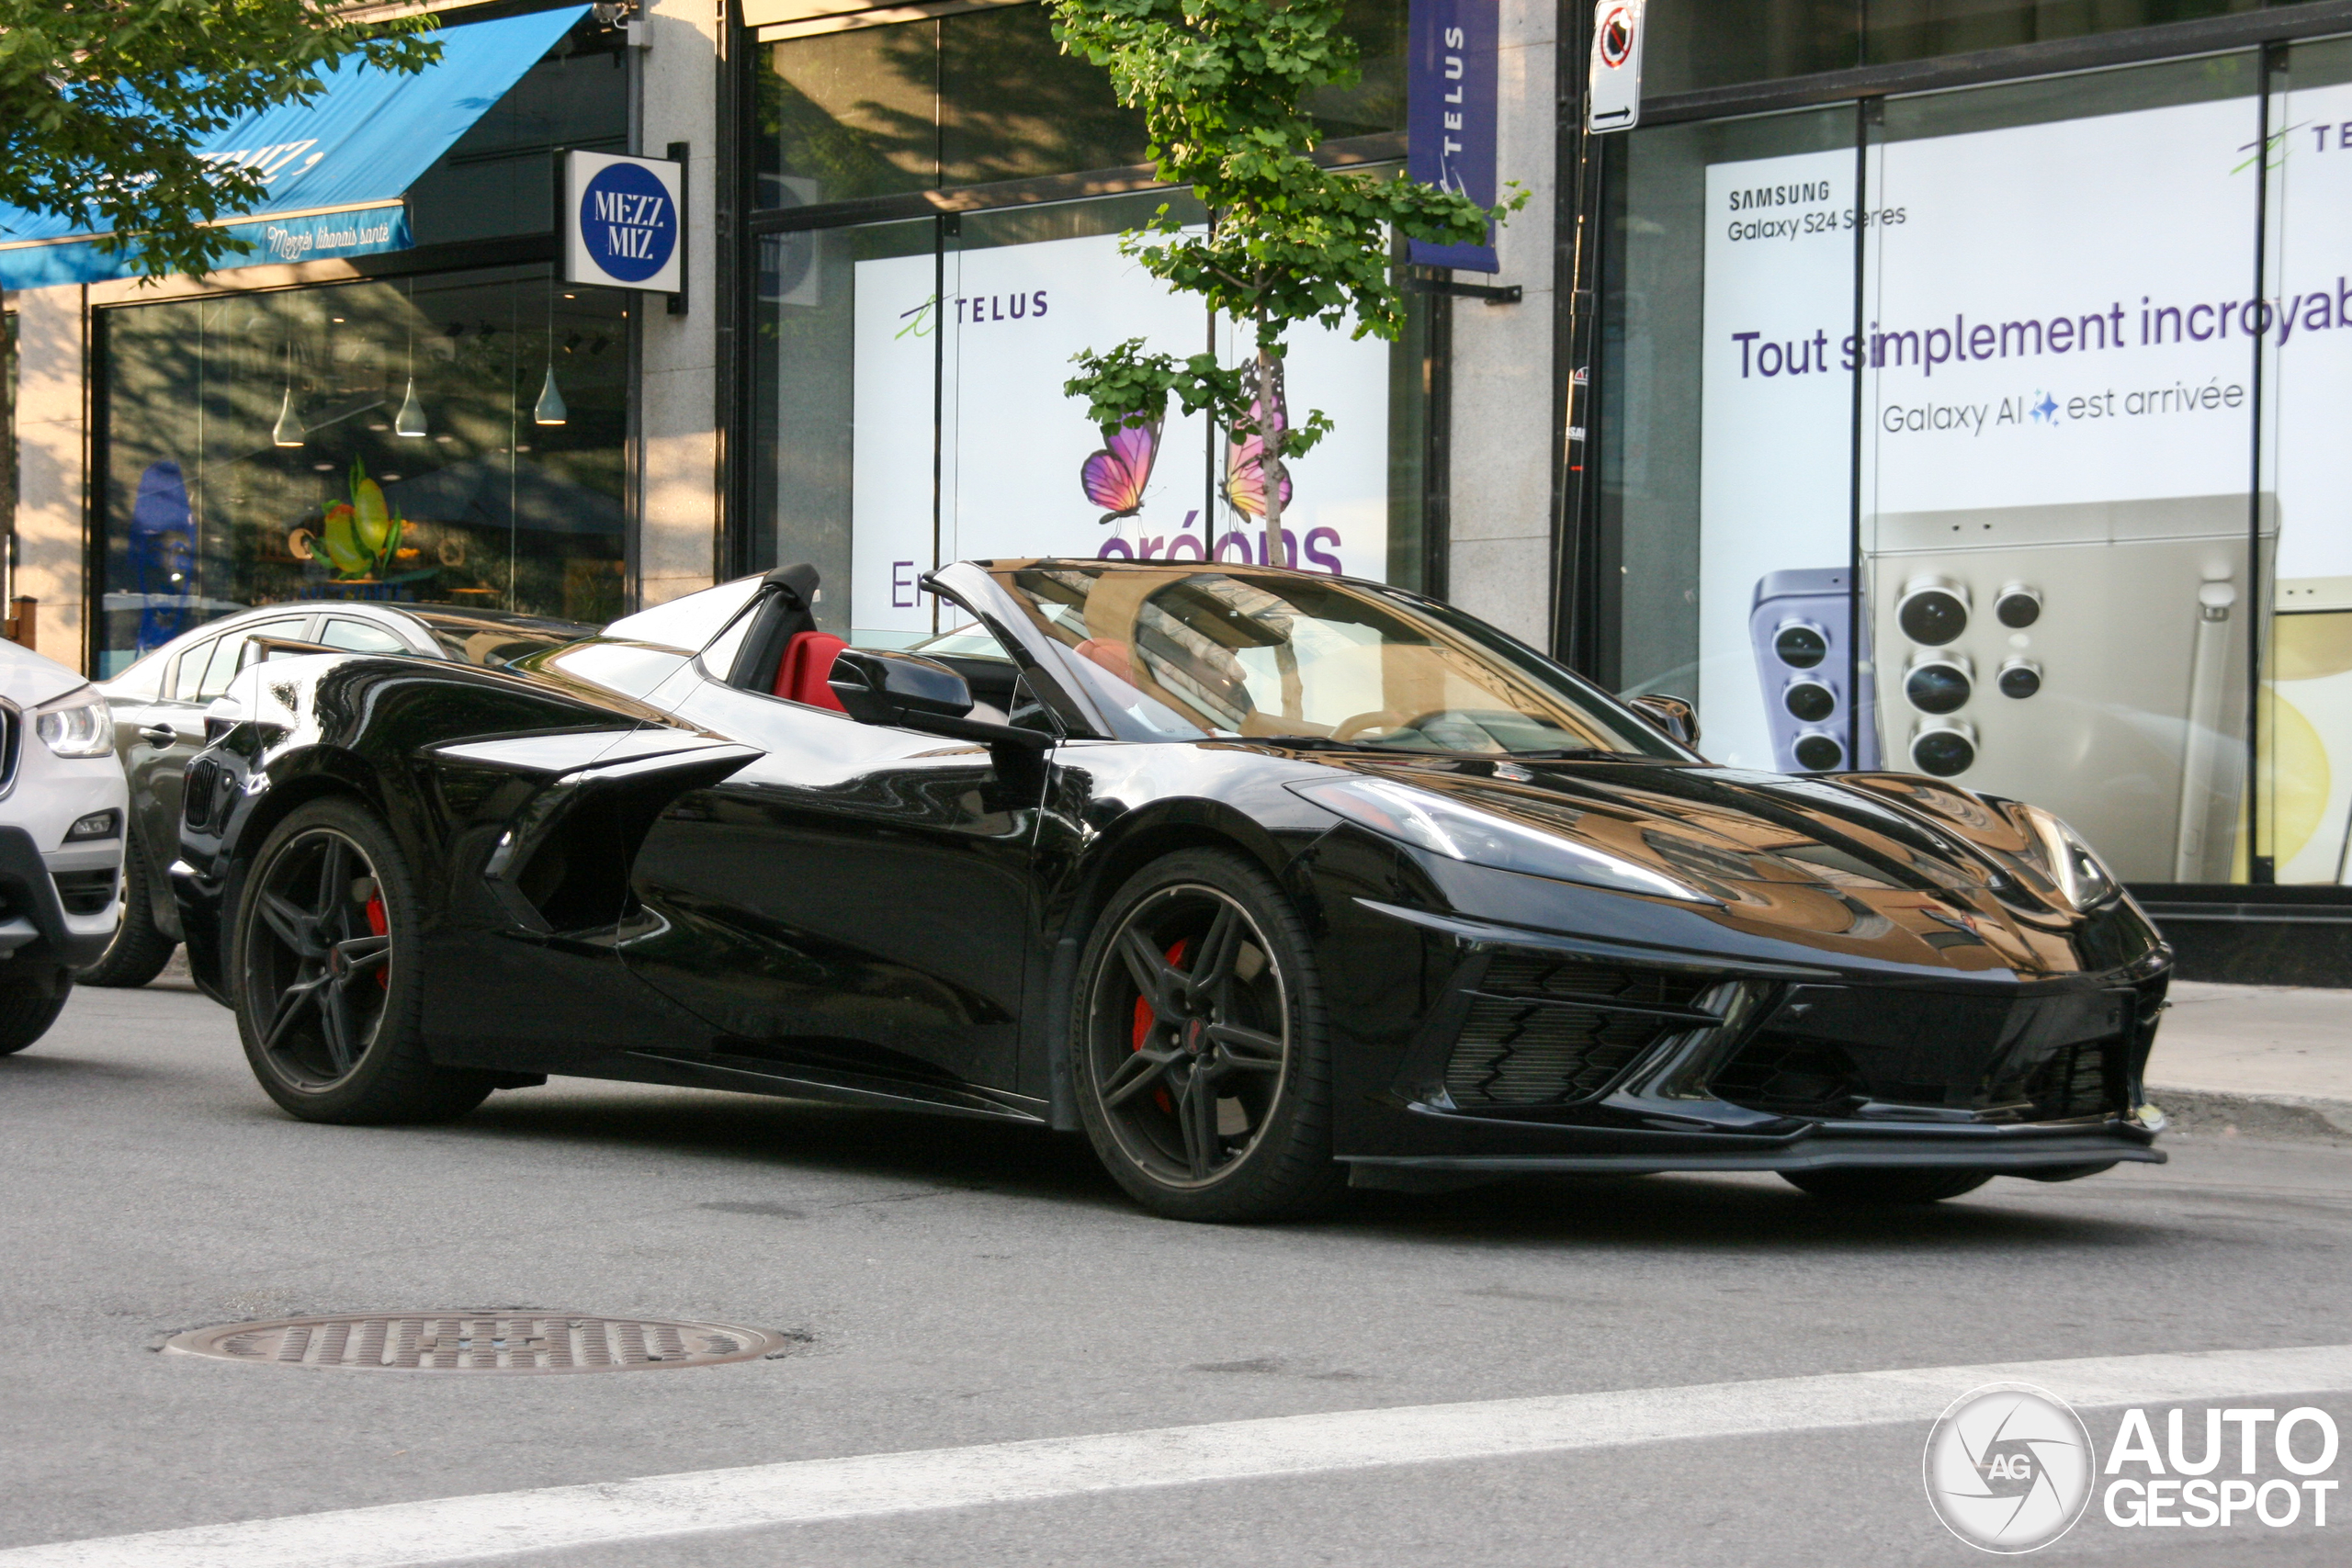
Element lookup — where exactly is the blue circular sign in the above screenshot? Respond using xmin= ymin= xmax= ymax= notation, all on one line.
xmin=578 ymin=160 xmax=677 ymax=284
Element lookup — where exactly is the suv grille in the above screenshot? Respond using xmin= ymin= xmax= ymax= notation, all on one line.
xmin=1442 ymin=952 xmax=1718 ymax=1107
xmin=0 ymin=705 xmax=17 ymax=794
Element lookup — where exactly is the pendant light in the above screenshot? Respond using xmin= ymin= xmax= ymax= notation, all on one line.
xmin=394 ymin=277 xmax=427 ymax=437
xmin=271 ymin=339 xmax=303 ymax=447
xmin=533 ymin=364 xmax=568 ymax=426
xmin=533 ymin=277 xmax=567 ymax=425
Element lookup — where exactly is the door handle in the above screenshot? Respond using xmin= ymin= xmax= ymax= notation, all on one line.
xmin=139 ymin=723 xmax=178 ymax=748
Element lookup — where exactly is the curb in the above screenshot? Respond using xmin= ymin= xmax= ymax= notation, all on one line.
xmin=2143 ymin=1086 xmax=2352 ymax=1145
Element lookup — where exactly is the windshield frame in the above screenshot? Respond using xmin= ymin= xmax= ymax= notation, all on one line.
xmin=975 ymin=560 xmax=1699 ymax=761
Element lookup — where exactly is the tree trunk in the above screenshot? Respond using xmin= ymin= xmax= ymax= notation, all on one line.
xmin=1254 ymin=340 xmax=1288 ymax=568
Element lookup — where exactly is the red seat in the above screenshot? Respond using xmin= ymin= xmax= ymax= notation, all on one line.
xmin=775 ymin=630 xmax=849 ymax=711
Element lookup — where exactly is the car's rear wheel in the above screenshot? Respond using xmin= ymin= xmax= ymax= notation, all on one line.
xmin=76 ymin=823 xmax=177 ymax=987
xmin=1781 ymin=1168 xmax=1995 ymax=1204
xmin=1072 ymin=849 xmax=1345 ymax=1223
xmin=232 ymin=797 xmax=493 ymax=1124
xmin=0 ymin=964 xmax=72 ymax=1055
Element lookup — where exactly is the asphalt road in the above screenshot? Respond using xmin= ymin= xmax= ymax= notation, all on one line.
xmin=4 ymin=976 xmax=2349 ymax=1566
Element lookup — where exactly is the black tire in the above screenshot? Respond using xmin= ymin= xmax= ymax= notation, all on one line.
xmin=1071 ymin=848 xmax=1346 ymax=1223
xmin=1781 ymin=1168 xmax=1995 ymax=1204
xmin=76 ymin=823 xmax=178 ymax=987
xmin=0 ymin=965 xmax=72 ymax=1055
xmin=231 ymin=796 xmax=493 ymax=1124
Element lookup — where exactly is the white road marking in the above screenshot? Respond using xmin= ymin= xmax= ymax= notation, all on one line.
xmin=7 ymin=1344 xmax=2350 ymax=1567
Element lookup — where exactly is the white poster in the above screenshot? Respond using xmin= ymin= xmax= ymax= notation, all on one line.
xmin=851 ymin=231 xmax=1392 ymax=638
xmin=1693 ymin=87 xmax=2352 ymax=880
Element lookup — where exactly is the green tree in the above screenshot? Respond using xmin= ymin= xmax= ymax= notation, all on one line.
xmin=1048 ymin=0 xmax=1517 ymax=561
xmin=0 ymin=0 xmax=439 ymax=281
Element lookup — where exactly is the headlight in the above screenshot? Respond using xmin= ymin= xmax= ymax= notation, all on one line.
xmin=2022 ymin=807 xmax=2119 ymax=909
xmin=1288 ymin=774 xmax=1718 ymax=904
xmin=32 ymin=688 xmax=113 ymax=759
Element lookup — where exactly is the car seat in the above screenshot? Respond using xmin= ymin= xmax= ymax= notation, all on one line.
xmin=724 ymin=564 xmax=847 ymax=712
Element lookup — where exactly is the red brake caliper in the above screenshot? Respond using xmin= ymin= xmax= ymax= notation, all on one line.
xmin=1131 ymin=939 xmax=1188 ymax=1115
xmin=364 ymin=894 xmax=390 ymax=989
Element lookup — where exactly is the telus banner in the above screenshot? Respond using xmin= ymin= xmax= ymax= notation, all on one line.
xmin=1696 ymin=86 xmax=2352 ymax=881
xmin=1407 ymin=0 xmax=1499 ymax=272
xmin=849 ymin=231 xmax=1390 ymax=638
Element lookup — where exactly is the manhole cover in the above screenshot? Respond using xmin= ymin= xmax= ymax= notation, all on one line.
xmin=163 ymin=1313 xmax=792 ymax=1374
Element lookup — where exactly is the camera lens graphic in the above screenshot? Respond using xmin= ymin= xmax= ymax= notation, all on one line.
xmin=1923 ymin=1382 xmax=2094 ymax=1552
xmin=1905 ymin=657 xmax=1972 ymax=716
xmin=1998 ymin=659 xmax=2041 ymax=699
xmin=1995 ymin=583 xmax=2042 ymax=628
xmin=1911 ymin=722 xmax=1977 ymax=778
xmin=1774 ymin=622 xmax=1828 ymax=669
xmin=1792 ymin=732 xmax=1844 ymax=772
xmin=1898 ymin=579 xmax=1971 ymax=646
xmin=1784 ymin=680 xmax=1837 ymax=723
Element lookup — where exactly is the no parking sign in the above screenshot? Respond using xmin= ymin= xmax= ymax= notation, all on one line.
xmin=561 ymin=150 xmax=684 ymax=295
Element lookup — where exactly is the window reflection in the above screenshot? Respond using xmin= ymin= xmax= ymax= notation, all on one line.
xmin=100 ymin=267 xmax=627 ymax=674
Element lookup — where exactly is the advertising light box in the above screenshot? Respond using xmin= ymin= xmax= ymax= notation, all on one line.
xmin=1695 ymin=85 xmax=2352 ymax=883
xmin=848 ymin=231 xmax=1391 ymax=640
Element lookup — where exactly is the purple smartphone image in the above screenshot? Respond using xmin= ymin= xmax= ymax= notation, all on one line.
xmin=1751 ymin=567 xmax=1881 ymax=773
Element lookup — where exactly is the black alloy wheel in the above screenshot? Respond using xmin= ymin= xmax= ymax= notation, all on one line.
xmin=1073 ymin=849 xmax=1345 ymax=1223
xmin=232 ymin=797 xmax=493 ymax=1123
xmin=76 ymin=822 xmax=178 ymax=987
xmin=1781 ymin=1168 xmax=1995 ymax=1204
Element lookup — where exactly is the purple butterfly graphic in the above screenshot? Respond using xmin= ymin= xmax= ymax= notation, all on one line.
xmin=1080 ymin=418 xmax=1160 ymax=525
xmin=1222 ymin=396 xmax=1293 ymax=520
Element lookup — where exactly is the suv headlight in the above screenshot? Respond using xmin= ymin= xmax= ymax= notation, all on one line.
xmin=2021 ymin=806 xmax=2119 ymax=909
xmin=1288 ymin=774 xmax=1717 ymax=904
xmin=32 ymin=688 xmax=113 ymax=759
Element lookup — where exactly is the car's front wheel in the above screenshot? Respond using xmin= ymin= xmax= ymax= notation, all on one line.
xmin=1071 ymin=849 xmax=1346 ymax=1223
xmin=231 ymin=796 xmax=493 ymax=1124
xmin=76 ymin=823 xmax=177 ymax=987
xmin=1781 ymin=1168 xmax=1994 ymax=1204
xmin=0 ymin=964 xmax=72 ymax=1055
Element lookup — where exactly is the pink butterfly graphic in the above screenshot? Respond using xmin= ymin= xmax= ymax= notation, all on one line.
xmin=1080 ymin=418 xmax=1160 ymax=525
xmin=1222 ymin=396 xmax=1294 ymax=520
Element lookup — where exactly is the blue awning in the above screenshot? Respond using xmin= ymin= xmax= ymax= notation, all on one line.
xmin=0 ymin=6 xmax=588 ymax=290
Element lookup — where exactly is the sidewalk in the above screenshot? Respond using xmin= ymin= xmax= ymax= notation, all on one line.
xmin=2146 ymin=980 xmax=2352 ymax=1140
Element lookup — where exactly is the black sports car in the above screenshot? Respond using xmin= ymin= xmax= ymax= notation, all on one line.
xmin=172 ymin=560 xmax=2170 ymax=1222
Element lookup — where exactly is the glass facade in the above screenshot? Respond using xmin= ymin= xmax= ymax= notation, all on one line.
xmin=97 ymin=266 xmax=628 ymax=674
xmin=1596 ymin=39 xmax=2352 ymax=887
xmin=1639 ymin=0 xmax=2324 ymax=96
xmin=750 ymin=1 xmax=1433 ymax=646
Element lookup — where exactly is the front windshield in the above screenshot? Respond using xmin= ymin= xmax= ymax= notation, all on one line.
xmin=994 ymin=565 xmax=1686 ymax=758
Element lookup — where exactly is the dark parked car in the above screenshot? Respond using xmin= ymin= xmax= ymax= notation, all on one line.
xmin=169 ymin=562 xmax=2169 ymax=1223
xmin=86 ymin=603 xmax=595 ymax=987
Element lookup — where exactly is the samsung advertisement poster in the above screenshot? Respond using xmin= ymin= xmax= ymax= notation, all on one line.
xmin=1700 ymin=86 xmax=2352 ymax=884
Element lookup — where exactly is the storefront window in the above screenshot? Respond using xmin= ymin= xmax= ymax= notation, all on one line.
xmin=2256 ymin=34 xmax=2352 ymax=883
xmin=752 ymin=188 xmax=1434 ymax=645
xmin=756 ymin=0 xmax=1408 ymax=211
xmin=1595 ymin=44 xmax=2352 ymax=887
xmin=98 ymin=265 xmax=628 ymax=673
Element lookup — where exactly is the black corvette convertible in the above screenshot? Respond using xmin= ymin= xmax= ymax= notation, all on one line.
xmin=171 ymin=560 xmax=2169 ymax=1222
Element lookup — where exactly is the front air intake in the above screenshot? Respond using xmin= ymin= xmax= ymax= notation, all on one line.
xmin=1441 ymin=952 xmax=1720 ymax=1107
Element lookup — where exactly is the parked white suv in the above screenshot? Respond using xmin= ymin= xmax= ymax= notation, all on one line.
xmin=0 ymin=641 xmax=126 ymax=1054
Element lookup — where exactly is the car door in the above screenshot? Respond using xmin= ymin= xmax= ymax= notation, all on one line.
xmin=124 ymin=617 xmax=317 ymax=857
xmin=615 ymin=651 xmax=1049 ymax=1101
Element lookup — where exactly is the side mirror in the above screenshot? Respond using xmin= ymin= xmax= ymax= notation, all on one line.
xmin=828 ymin=648 xmax=977 ymax=728
xmin=1628 ymin=693 xmax=1700 ymax=747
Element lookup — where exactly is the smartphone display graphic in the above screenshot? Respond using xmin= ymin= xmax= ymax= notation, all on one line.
xmin=1864 ymin=494 xmax=2275 ymax=882
xmin=1750 ymin=569 xmax=1881 ymax=773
